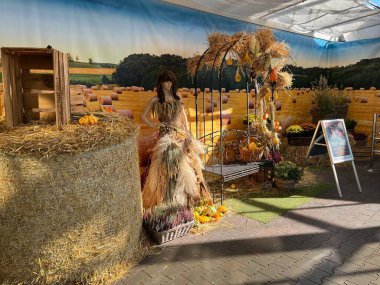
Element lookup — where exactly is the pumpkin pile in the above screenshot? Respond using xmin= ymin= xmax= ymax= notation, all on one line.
xmin=79 ymin=114 xmax=99 ymax=125
xmin=193 ymin=199 xmax=228 ymax=224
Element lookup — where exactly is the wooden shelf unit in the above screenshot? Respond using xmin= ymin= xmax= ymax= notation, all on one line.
xmin=1 ymin=47 xmax=70 ymax=127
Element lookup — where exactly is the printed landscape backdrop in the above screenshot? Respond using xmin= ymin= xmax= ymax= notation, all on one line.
xmin=1 ymin=0 xmax=380 ymax=89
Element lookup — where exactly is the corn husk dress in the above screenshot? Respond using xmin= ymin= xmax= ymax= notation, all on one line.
xmin=142 ymin=97 xmax=211 ymax=208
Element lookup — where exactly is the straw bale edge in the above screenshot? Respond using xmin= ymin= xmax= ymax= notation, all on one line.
xmin=0 ymin=132 xmax=143 ymax=284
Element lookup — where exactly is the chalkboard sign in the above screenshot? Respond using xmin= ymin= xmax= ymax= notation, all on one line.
xmin=321 ymin=119 xmax=353 ymax=164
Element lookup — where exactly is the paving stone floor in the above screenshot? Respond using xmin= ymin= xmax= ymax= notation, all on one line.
xmin=114 ymin=162 xmax=380 ymax=285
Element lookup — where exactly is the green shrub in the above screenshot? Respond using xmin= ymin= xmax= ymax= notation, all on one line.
xmin=344 ymin=118 xmax=358 ymax=131
xmin=314 ymin=89 xmax=335 ymax=115
xmin=274 ymin=161 xmax=303 ymax=181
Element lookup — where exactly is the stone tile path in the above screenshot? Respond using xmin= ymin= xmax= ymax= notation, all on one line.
xmin=114 ymin=162 xmax=380 ymax=285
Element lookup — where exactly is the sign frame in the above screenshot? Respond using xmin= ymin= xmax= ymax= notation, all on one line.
xmin=321 ymin=119 xmax=354 ymax=164
xmin=305 ymin=119 xmax=362 ymax=197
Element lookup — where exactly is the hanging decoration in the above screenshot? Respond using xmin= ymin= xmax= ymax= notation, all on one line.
xmin=187 ymin=28 xmax=293 ymax=158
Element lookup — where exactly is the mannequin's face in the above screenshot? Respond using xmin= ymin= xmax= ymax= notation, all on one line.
xmin=162 ymin=81 xmax=172 ymax=91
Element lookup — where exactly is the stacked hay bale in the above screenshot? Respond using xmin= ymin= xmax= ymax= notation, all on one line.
xmin=0 ymin=117 xmax=143 ymax=284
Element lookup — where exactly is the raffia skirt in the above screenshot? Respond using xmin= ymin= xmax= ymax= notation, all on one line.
xmin=142 ymin=124 xmax=211 ymax=209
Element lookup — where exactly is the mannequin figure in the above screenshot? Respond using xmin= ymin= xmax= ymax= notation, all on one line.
xmin=141 ymin=70 xmax=211 ymax=208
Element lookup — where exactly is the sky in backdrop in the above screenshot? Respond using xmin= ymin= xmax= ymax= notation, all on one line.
xmin=0 ymin=0 xmax=379 ymax=67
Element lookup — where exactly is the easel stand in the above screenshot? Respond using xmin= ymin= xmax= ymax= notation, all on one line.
xmin=305 ymin=120 xmax=362 ymax=198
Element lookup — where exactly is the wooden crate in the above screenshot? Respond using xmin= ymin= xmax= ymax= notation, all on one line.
xmin=1 ymin=47 xmax=70 ymax=127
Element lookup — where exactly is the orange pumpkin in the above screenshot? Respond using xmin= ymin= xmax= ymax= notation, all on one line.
xmin=218 ymin=205 xmax=228 ymax=214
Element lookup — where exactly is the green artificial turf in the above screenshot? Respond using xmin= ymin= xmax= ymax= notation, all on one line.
xmin=224 ymin=182 xmax=331 ymax=224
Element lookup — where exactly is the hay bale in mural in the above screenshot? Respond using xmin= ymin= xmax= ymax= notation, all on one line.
xmin=0 ymin=118 xmax=143 ymax=284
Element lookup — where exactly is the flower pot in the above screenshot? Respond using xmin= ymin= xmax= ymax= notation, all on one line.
xmin=147 ymin=220 xmax=195 ymax=244
xmin=334 ymin=105 xmax=348 ymax=119
xmin=275 ymin=178 xmax=297 ymax=191
xmin=310 ymin=109 xmax=341 ymax=124
xmin=287 ymin=135 xmax=313 ymax=146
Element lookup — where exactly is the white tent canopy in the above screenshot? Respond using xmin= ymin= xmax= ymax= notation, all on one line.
xmin=163 ymin=0 xmax=380 ymax=42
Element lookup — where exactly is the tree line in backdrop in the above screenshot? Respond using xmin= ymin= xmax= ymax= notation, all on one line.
xmin=100 ymin=53 xmax=380 ymax=90
xmin=0 ymin=53 xmax=378 ymax=89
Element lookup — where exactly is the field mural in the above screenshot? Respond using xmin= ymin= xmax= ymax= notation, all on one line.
xmin=1 ymin=0 xmax=380 ymax=137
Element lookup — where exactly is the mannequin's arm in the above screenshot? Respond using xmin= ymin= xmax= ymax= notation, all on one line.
xmin=140 ymin=97 xmax=159 ymax=128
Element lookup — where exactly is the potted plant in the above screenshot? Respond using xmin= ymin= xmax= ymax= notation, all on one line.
xmin=352 ymin=131 xmax=368 ymax=146
xmin=274 ymin=161 xmax=303 ymax=190
xmin=332 ymin=90 xmax=349 ymax=119
xmin=310 ymin=75 xmax=348 ymax=123
xmin=344 ymin=118 xmax=358 ymax=134
xmin=286 ymin=125 xmax=304 ymax=137
xmin=143 ymin=203 xmax=195 ymax=244
xmin=299 ymin=122 xmax=317 ymax=137
xmin=286 ymin=122 xmax=318 ymax=146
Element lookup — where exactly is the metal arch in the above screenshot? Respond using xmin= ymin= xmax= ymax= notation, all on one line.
xmin=209 ymin=43 xmax=229 ymax=166
xmin=217 ymin=40 xmax=241 ymax=175
xmin=194 ymin=48 xmax=209 ymax=139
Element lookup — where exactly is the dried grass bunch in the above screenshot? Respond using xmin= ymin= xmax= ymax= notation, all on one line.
xmin=186 ymin=28 xmax=294 ymax=155
xmin=187 ymin=28 xmax=293 ymax=91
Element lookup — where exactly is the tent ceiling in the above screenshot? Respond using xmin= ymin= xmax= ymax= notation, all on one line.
xmin=163 ymin=0 xmax=380 ymax=42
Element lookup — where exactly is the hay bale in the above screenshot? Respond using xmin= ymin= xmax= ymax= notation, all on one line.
xmin=82 ymin=88 xmax=93 ymax=96
xmin=205 ymin=104 xmax=213 ymax=113
xmin=0 ymin=120 xmax=143 ymax=284
xmin=111 ymin=93 xmax=119 ymax=101
xmin=71 ymin=95 xmax=85 ymax=106
xmin=117 ymin=109 xmax=133 ymax=119
xmin=99 ymin=96 xmax=112 ymax=105
xmin=89 ymin=94 xmax=98 ymax=102
xmin=221 ymin=112 xmax=231 ymax=125
xmin=206 ymin=98 xmax=217 ymax=107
